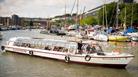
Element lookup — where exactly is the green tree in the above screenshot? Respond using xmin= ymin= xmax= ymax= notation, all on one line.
xmin=98 ymin=2 xmax=116 ymax=27
xmin=66 ymin=18 xmax=75 ymax=25
xmin=98 ymin=2 xmax=138 ymax=27
xmin=118 ymin=3 xmax=138 ymax=27
xmin=80 ymin=16 xmax=98 ymax=26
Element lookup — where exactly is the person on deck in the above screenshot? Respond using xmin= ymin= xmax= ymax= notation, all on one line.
xmin=77 ymin=41 xmax=82 ymax=54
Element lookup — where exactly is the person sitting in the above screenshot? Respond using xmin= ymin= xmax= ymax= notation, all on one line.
xmin=90 ymin=45 xmax=96 ymax=53
xmin=86 ymin=44 xmax=91 ymax=53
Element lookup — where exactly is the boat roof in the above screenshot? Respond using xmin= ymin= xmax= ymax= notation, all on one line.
xmin=9 ymin=37 xmax=78 ymax=49
xmin=9 ymin=37 xmax=100 ymax=49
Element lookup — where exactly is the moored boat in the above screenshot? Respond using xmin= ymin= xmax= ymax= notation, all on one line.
xmin=108 ymin=35 xmax=130 ymax=42
xmin=88 ymin=31 xmax=108 ymax=41
xmin=130 ymin=36 xmax=138 ymax=42
xmin=93 ymin=33 xmax=108 ymax=41
xmin=127 ymin=32 xmax=138 ymax=41
xmin=1 ymin=37 xmax=134 ymax=68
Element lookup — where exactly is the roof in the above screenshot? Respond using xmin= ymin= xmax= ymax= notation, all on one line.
xmin=10 ymin=37 xmax=78 ymax=49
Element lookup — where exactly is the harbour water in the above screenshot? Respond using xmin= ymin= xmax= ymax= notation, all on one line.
xmin=0 ymin=29 xmax=138 ymax=77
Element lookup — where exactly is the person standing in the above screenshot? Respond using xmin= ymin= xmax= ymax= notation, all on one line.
xmin=77 ymin=40 xmax=82 ymax=54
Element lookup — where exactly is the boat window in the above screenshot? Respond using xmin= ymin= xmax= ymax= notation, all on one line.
xmin=14 ymin=42 xmax=22 ymax=46
xmin=63 ymin=48 xmax=68 ymax=53
xmin=79 ymin=44 xmax=103 ymax=54
xmin=58 ymin=47 xmax=64 ymax=52
xmin=30 ymin=44 xmax=35 ymax=48
xmin=69 ymin=48 xmax=74 ymax=53
xmin=44 ymin=45 xmax=51 ymax=50
xmin=93 ymin=45 xmax=103 ymax=52
xmin=21 ymin=43 xmax=25 ymax=47
xmin=53 ymin=46 xmax=63 ymax=52
xmin=52 ymin=46 xmax=68 ymax=53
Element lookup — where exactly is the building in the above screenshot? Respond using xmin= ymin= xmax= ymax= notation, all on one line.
xmin=20 ymin=17 xmax=48 ymax=29
xmin=11 ymin=14 xmax=21 ymax=26
xmin=0 ymin=17 xmax=11 ymax=28
xmin=0 ymin=14 xmax=50 ymax=29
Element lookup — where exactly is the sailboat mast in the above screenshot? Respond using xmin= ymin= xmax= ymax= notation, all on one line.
xmin=76 ymin=0 xmax=79 ymax=15
xmin=104 ymin=0 xmax=108 ymax=29
xmin=76 ymin=0 xmax=79 ymax=25
xmin=64 ymin=0 xmax=67 ymax=26
xmin=116 ymin=0 xmax=119 ymax=29
xmin=102 ymin=5 xmax=105 ymax=26
xmin=70 ymin=0 xmax=76 ymax=15
xmin=123 ymin=3 xmax=127 ymax=31
xmin=131 ymin=3 xmax=134 ymax=27
xmin=125 ymin=3 xmax=126 ymax=27
xmin=82 ymin=6 xmax=86 ymax=20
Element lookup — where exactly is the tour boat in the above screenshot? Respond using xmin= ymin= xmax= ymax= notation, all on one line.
xmin=1 ymin=37 xmax=134 ymax=68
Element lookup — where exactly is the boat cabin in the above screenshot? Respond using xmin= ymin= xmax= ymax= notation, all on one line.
xmin=7 ymin=37 xmax=103 ymax=55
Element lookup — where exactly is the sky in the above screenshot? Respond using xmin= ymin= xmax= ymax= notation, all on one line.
xmin=0 ymin=0 xmax=119 ymax=18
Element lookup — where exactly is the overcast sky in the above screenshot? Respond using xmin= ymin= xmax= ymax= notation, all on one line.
xmin=0 ymin=0 xmax=120 ymax=18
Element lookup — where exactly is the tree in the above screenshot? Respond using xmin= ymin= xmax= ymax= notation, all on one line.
xmin=98 ymin=2 xmax=138 ymax=28
xmin=80 ymin=16 xmax=98 ymax=26
xmin=118 ymin=3 xmax=138 ymax=27
xmin=98 ymin=2 xmax=116 ymax=27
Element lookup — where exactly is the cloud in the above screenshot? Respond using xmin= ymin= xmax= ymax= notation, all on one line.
xmin=0 ymin=0 xmax=115 ymax=17
xmin=0 ymin=0 xmax=5 ymax=3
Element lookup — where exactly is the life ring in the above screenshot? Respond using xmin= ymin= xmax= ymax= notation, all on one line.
xmin=65 ymin=55 xmax=70 ymax=62
xmin=29 ymin=51 xmax=33 ymax=55
xmin=1 ymin=46 xmax=5 ymax=51
xmin=85 ymin=55 xmax=91 ymax=61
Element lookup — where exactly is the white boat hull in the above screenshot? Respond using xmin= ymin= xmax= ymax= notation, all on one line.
xmin=88 ymin=32 xmax=108 ymax=41
xmin=4 ymin=45 xmax=134 ymax=68
xmin=93 ymin=34 xmax=108 ymax=41
xmin=127 ymin=32 xmax=138 ymax=37
xmin=131 ymin=37 xmax=138 ymax=41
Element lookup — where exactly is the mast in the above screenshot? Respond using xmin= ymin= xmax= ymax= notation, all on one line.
xmin=76 ymin=0 xmax=79 ymax=25
xmin=70 ymin=0 xmax=76 ymax=15
xmin=102 ymin=5 xmax=105 ymax=27
xmin=64 ymin=0 xmax=67 ymax=27
xmin=116 ymin=0 xmax=119 ymax=29
xmin=105 ymin=0 xmax=108 ymax=29
xmin=123 ymin=3 xmax=127 ymax=31
xmin=82 ymin=6 xmax=86 ymax=20
xmin=131 ymin=3 xmax=133 ymax=27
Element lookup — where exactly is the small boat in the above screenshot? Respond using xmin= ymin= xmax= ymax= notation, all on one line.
xmin=127 ymin=32 xmax=138 ymax=41
xmin=127 ymin=32 xmax=138 ymax=37
xmin=1 ymin=37 xmax=134 ymax=68
xmin=93 ymin=33 xmax=108 ymax=41
xmin=130 ymin=36 xmax=138 ymax=42
xmin=88 ymin=31 xmax=108 ymax=41
xmin=122 ymin=27 xmax=138 ymax=41
xmin=108 ymin=35 xmax=130 ymax=42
